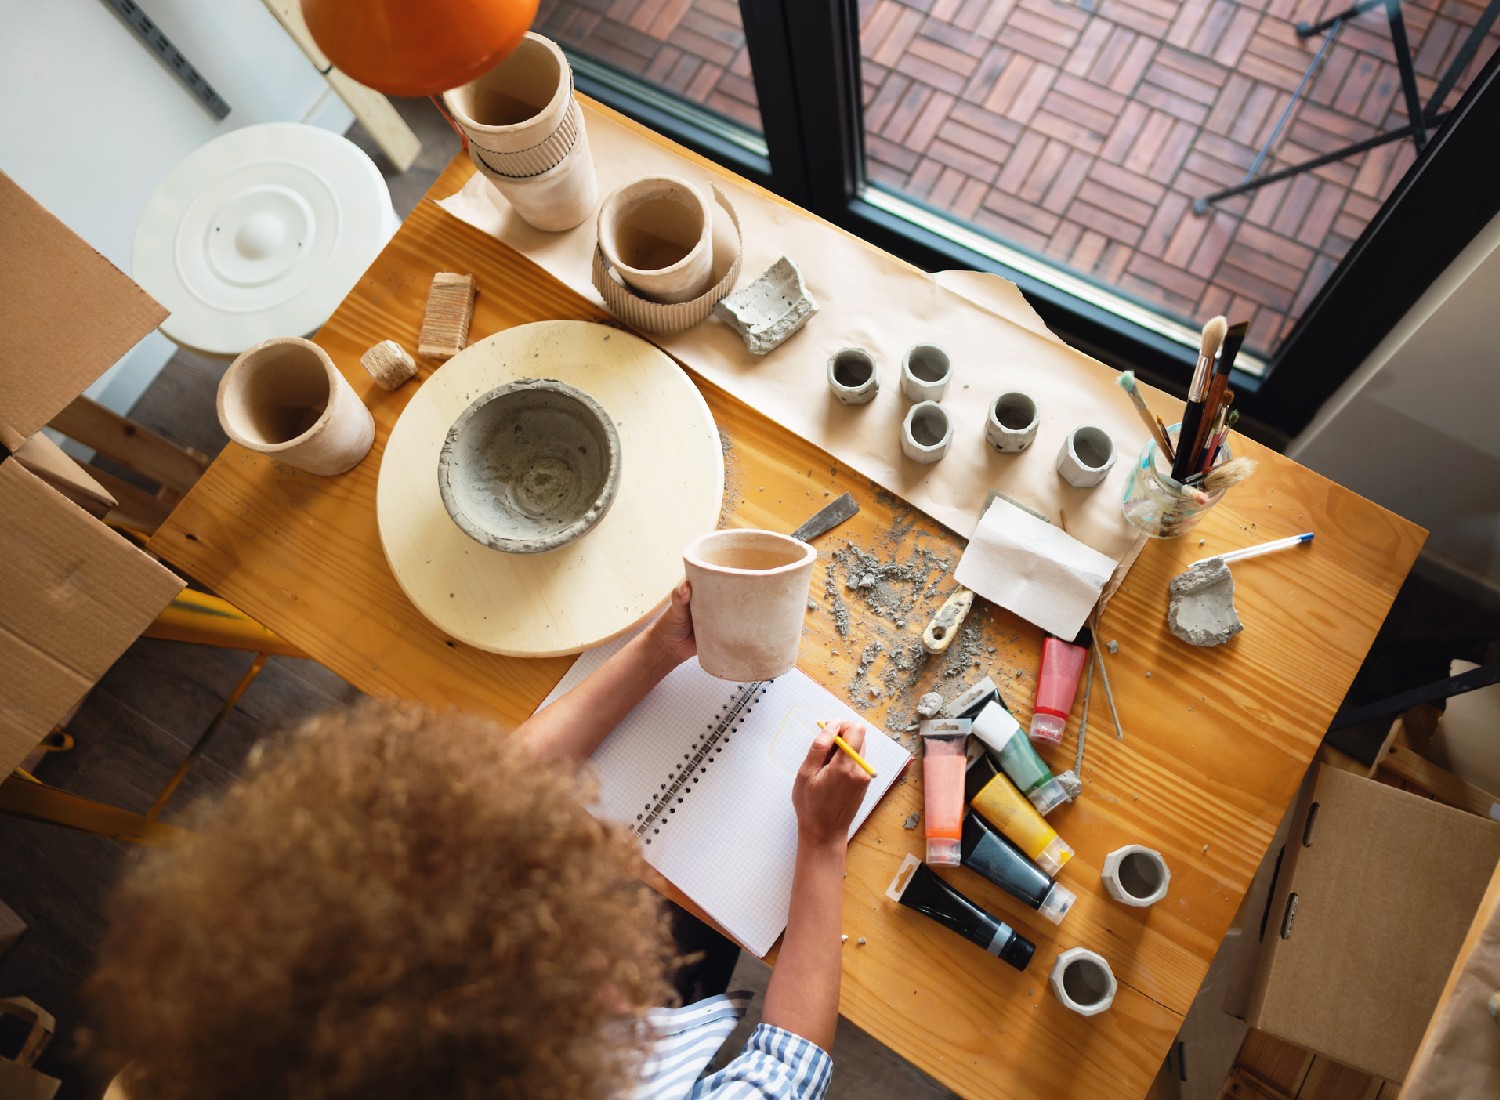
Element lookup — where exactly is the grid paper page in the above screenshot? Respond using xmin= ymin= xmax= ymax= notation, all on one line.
xmin=541 ymin=637 xmax=910 ymax=956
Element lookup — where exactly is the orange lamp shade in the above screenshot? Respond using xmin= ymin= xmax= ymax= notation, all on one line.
xmin=302 ymin=0 xmax=540 ymax=97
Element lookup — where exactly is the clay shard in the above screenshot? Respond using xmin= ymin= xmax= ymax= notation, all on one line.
xmin=419 ymin=273 xmax=477 ymax=360
xmin=360 ymin=340 xmax=417 ymax=391
xmin=713 ymin=256 xmax=818 ymax=355
xmin=1168 ymin=558 xmax=1244 ymax=646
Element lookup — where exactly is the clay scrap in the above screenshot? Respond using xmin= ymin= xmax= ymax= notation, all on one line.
xmin=713 ymin=256 xmax=817 ymax=355
xmin=418 ymin=272 xmax=476 ymax=360
xmin=1168 ymin=558 xmax=1243 ymax=646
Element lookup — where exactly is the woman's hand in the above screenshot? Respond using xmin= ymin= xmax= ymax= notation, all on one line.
xmin=791 ymin=720 xmax=872 ymax=850
xmin=647 ymin=581 xmax=696 ymax=668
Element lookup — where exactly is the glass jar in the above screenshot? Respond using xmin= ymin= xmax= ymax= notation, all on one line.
xmin=1121 ymin=424 xmax=1228 ymax=538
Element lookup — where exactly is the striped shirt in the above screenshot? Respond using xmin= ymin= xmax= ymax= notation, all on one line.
xmin=630 ymin=992 xmax=833 ymax=1099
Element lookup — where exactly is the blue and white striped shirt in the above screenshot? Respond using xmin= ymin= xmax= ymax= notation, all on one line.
xmin=630 ymin=992 xmax=833 ymax=1099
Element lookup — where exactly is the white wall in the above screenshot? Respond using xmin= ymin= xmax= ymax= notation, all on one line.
xmin=1290 ymin=211 xmax=1500 ymax=592
xmin=0 ymin=0 xmax=353 ymax=413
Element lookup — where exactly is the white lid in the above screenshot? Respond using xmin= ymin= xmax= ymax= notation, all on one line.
xmin=1028 ymin=776 xmax=1070 ymax=817
xmin=926 ymin=838 xmax=962 ymax=866
xmin=1037 ymin=882 xmax=1076 ymax=925
xmin=1035 ymin=835 xmax=1074 ymax=877
xmin=971 ymin=700 xmax=1022 ymax=755
xmin=133 ymin=123 xmax=397 ymax=356
xmin=1029 ymin=711 xmax=1066 ymax=745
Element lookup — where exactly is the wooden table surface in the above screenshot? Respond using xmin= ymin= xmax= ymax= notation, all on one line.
xmin=150 ymin=105 xmax=1426 ymax=1100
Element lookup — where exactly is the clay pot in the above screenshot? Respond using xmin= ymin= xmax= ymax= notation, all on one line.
xmin=437 ymin=379 xmax=621 ymax=554
xmin=901 ymin=401 xmax=952 ymax=464
xmin=1050 ymin=948 xmax=1117 ymax=1016
xmin=986 ymin=391 xmax=1039 ymax=453
xmin=900 ymin=344 xmax=952 ymax=402
xmin=683 ymin=529 xmax=817 ymax=681
xmin=1101 ymin=845 xmax=1171 ymax=907
xmin=443 ymin=33 xmax=597 ymax=232
xmin=597 ymin=176 xmax=715 ymax=304
xmin=217 ymin=336 xmax=374 ymax=475
xmin=827 ymin=347 xmax=878 ymax=405
xmin=1056 ymin=425 xmax=1116 ymax=488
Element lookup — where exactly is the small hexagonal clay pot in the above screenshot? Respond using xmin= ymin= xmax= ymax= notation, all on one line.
xmin=900 ymin=344 xmax=952 ymax=402
xmin=828 ymin=347 xmax=879 ymax=405
xmin=1057 ymin=425 xmax=1116 ymax=488
xmin=986 ymin=391 xmax=1039 ymax=453
xmin=1102 ymin=844 xmax=1171 ymax=907
xmin=438 ymin=379 xmax=621 ymax=554
xmin=1050 ymin=948 xmax=1116 ymax=1016
xmin=901 ymin=401 xmax=952 ymax=464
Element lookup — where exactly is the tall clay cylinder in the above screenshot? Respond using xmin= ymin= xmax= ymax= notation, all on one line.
xmin=683 ymin=529 xmax=817 ymax=682
xmin=217 ymin=336 xmax=374 ymax=475
xmin=443 ymin=33 xmax=597 ymax=232
xmin=597 ymin=175 xmax=715 ymax=304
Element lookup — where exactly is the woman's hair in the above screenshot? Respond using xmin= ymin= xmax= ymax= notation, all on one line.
xmin=88 ymin=700 xmax=674 ymax=1100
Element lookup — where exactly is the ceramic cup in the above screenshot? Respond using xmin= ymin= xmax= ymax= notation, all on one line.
xmin=443 ymin=33 xmax=598 ymax=232
xmin=1101 ymin=845 xmax=1171 ymax=907
xmin=1056 ymin=425 xmax=1116 ymax=488
xmin=683 ymin=529 xmax=817 ymax=681
xmin=597 ymin=175 xmax=715 ymax=304
xmin=1050 ymin=948 xmax=1117 ymax=1016
xmin=216 ymin=336 xmax=374 ymax=476
xmin=900 ymin=344 xmax=952 ymax=402
xmin=827 ymin=347 xmax=879 ymax=405
xmin=901 ymin=401 xmax=953 ymax=464
xmin=986 ymin=391 xmax=1039 ymax=452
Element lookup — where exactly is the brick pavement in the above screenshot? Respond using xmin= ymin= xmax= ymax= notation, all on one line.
xmin=536 ymin=0 xmax=1499 ymax=354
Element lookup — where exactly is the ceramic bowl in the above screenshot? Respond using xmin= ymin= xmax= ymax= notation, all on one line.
xmin=438 ymin=378 xmax=621 ymax=554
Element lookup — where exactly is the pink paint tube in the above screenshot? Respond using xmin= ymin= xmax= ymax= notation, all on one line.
xmin=1029 ymin=632 xmax=1090 ymax=745
xmin=921 ymin=717 xmax=970 ymax=866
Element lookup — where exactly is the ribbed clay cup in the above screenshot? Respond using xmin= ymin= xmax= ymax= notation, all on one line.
xmin=217 ymin=337 xmax=374 ymax=476
xmin=900 ymin=344 xmax=952 ymax=402
xmin=987 ymin=391 xmax=1039 ymax=453
xmin=443 ymin=33 xmax=597 ymax=232
xmin=683 ymin=529 xmax=817 ymax=682
xmin=1056 ymin=425 xmax=1116 ymax=488
xmin=597 ymin=176 xmax=714 ymax=304
xmin=828 ymin=347 xmax=879 ymax=405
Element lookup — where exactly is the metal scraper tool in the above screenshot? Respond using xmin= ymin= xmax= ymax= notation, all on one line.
xmin=790 ymin=492 xmax=859 ymax=542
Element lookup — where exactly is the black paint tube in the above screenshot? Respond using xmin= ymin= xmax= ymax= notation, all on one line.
xmin=965 ymin=749 xmax=1002 ymax=804
xmin=885 ymin=854 xmax=1035 ymax=971
xmin=960 ymin=812 xmax=1076 ymax=925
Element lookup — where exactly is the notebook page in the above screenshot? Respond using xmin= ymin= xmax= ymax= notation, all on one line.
xmin=540 ymin=638 xmax=911 ymax=956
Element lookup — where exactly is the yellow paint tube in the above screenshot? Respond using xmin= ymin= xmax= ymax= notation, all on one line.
xmin=970 ymin=771 xmax=1074 ymax=877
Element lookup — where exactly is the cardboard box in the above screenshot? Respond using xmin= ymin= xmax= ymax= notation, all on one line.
xmin=0 ymin=172 xmax=183 ymax=773
xmin=1234 ymin=764 xmax=1500 ymax=1081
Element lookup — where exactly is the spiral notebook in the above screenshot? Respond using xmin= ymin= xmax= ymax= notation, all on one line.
xmin=540 ymin=637 xmax=911 ymax=957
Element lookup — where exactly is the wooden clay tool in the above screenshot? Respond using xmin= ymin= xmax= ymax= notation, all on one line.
xmin=922 ymin=586 xmax=974 ymax=655
xmin=417 ymin=272 xmax=476 ymax=359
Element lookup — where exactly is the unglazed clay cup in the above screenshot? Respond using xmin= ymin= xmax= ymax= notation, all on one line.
xmin=1101 ymin=845 xmax=1171 ymax=907
xmin=828 ymin=347 xmax=878 ymax=405
xmin=437 ymin=379 xmax=621 ymax=554
xmin=901 ymin=401 xmax=952 ymax=464
xmin=1056 ymin=425 xmax=1117 ymax=488
xmin=443 ymin=33 xmax=598 ymax=232
xmin=683 ymin=529 xmax=817 ymax=681
xmin=597 ymin=175 xmax=715 ymax=304
xmin=216 ymin=336 xmax=374 ymax=476
xmin=1050 ymin=948 xmax=1117 ymax=1016
xmin=900 ymin=344 xmax=952 ymax=402
xmin=986 ymin=391 xmax=1039 ymax=452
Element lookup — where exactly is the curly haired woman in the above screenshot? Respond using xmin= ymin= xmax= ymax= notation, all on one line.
xmin=89 ymin=583 xmax=869 ymax=1100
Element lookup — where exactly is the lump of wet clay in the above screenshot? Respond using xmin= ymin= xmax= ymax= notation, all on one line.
xmin=1168 ymin=559 xmax=1243 ymax=647
xmin=712 ymin=256 xmax=818 ymax=355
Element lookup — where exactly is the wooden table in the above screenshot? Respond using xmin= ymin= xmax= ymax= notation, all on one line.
xmin=150 ymin=103 xmax=1426 ymax=1100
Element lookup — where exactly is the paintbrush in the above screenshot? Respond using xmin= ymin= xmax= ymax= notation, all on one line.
xmin=1197 ymin=321 xmax=1247 ymax=463
xmin=1118 ymin=372 xmax=1175 ymax=462
xmin=1199 ymin=455 xmax=1256 ymax=494
xmin=1171 ymin=316 xmax=1227 ymax=482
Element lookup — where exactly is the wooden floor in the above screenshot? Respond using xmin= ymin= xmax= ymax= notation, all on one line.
xmin=4 ymin=95 xmax=1499 ymax=1100
xmin=535 ymin=0 xmax=1500 ymax=353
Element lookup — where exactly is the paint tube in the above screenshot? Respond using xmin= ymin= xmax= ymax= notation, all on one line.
xmin=971 ymin=701 xmax=1069 ymax=815
xmin=1030 ymin=632 xmax=1089 ymax=745
xmin=971 ymin=769 xmax=1074 ymax=877
xmin=886 ymin=853 xmax=1034 ymax=971
xmin=961 ymin=812 xmax=1075 ymax=924
xmin=921 ymin=717 xmax=970 ymax=866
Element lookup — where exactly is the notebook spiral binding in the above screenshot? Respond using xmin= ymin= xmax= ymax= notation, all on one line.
xmin=636 ymin=680 xmax=767 ymax=842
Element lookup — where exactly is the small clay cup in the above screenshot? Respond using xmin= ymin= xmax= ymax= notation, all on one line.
xmin=216 ymin=336 xmax=374 ymax=476
xmin=683 ymin=529 xmax=817 ymax=681
xmin=438 ymin=379 xmax=621 ymax=554
xmin=1050 ymin=948 xmax=1117 ymax=1016
xmin=986 ymin=391 xmax=1039 ymax=452
xmin=1056 ymin=425 xmax=1116 ymax=488
xmin=900 ymin=344 xmax=952 ymax=402
xmin=597 ymin=175 xmax=714 ymax=304
xmin=828 ymin=347 xmax=878 ymax=405
xmin=901 ymin=401 xmax=952 ymax=464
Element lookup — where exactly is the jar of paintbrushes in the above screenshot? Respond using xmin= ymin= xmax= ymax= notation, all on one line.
xmin=1120 ymin=423 xmax=1247 ymax=538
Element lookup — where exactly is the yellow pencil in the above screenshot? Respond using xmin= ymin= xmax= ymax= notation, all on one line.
xmin=818 ymin=721 xmax=878 ymax=778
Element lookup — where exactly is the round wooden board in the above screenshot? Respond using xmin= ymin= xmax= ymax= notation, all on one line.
xmin=377 ymin=320 xmax=724 ymax=656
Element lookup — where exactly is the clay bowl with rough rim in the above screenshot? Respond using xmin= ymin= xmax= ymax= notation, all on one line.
xmin=438 ymin=378 xmax=621 ymax=554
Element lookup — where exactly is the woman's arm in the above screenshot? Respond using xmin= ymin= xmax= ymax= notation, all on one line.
xmin=512 ymin=582 xmax=696 ymax=766
xmin=759 ymin=720 xmax=871 ymax=1051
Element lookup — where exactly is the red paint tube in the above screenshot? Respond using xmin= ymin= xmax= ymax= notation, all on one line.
xmin=1029 ymin=630 xmax=1090 ymax=745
